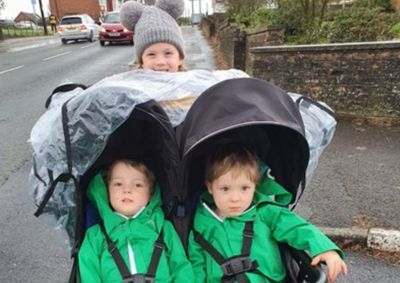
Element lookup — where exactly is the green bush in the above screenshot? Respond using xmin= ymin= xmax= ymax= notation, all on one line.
xmin=248 ymin=7 xmax=281 ymax=30
xmin=326 ymin=7 xmax=400 ymax=42
xmin=390 ymin=22 xmax=400 ymax=38
xmin=178 ymin=17 xmax=191 ymax=26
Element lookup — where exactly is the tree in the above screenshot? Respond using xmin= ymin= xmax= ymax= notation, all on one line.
xmin=225 ymin=0 xmax=270 ymax=25
xmin=275 ymin=0 xmax=332 ymax=43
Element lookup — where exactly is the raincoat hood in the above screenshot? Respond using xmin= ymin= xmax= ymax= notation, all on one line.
xmin=87 ymin=173 xmax=164 ymax=233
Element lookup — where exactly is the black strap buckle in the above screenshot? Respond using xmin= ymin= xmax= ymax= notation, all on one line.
xmin=221 ymin=256 xmax=253 ymax=276
xmin=122 ymin=274 xmax=154 ymax=283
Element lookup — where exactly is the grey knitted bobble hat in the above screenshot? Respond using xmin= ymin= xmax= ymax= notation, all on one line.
xmin=120 ymin=0 xmax=185 ymax=63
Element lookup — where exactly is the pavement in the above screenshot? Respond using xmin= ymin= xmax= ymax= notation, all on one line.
xmin=1 ymin=26 xmax=399 ymax=253
xmin=0 ymin=34 xmax=59 ymax=53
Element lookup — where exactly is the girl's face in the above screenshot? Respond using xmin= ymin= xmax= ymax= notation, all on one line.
xmin=108 ymin=162 xmax=151 ymax=217
xmin=141 ymin=42 xmax=183 ymax=72
xmin=206 ymin=167 xmax=256 ymax=217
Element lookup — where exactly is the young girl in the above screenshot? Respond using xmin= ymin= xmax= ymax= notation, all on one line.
xmin=120 ymin=0 xmax=186 ymax=72
xmin=78 ymin=159 xmax=193 ymax=283
xmin=188 ymin=146 xmax=348 ymax=283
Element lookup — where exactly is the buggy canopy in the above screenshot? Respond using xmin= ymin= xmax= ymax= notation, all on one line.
xmin=29 ymin=69 xmax=336 ymax=247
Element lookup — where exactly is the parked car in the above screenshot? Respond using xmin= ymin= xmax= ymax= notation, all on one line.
xmin=58 ymin=14 xmax=100 ymax=44
xmin=99 ymin=11 xmax=134 ymax=46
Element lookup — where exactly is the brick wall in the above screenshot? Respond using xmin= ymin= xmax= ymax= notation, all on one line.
xmin=201 ymin=19 xmax=284 ymax=71
xmin=215 ymin=22 xmax=244 ymax=69
xmin=245 ymin=28 xmax=284 ymax=71
xmin=248 ymin=42 xmax=400 ymax=125
xmin=49 ymin=0 xmax=101 ymax=21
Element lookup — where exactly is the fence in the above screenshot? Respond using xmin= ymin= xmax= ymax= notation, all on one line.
xmin=0 ymin=24 xmax=48 ymax=40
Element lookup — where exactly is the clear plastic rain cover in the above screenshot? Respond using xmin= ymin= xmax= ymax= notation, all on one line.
xmin=29 ymin=69 xmax=336 ymax=247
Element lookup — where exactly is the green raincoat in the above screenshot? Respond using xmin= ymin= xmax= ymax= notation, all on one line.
xmin=188 ymin=177 xmax=343 ymax=283
xmin=78 ymin=173 xmax=194 ymax=283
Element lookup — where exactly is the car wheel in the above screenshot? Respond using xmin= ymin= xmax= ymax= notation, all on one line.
xmin=130 ymin=40 xmax=134 ymax=45
xmin=61 ymin=39 xmax=67 ymax=44
xmin=88 ymin=31 xmax=94 ymax=42
xmin=100 ymin=41 xmax=105 ymax=46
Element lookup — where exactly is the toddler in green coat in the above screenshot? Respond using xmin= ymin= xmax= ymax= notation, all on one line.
xmin=188 ymin=146 xmax=348 ymax=283
xmin=78 ymin=159 xmax=194 ymax=283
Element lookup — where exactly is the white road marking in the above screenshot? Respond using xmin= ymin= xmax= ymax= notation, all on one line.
xmin=0 ymin=65 xmax=25 ymax=75
xmin=81 ymin=43 xmax=94 ymax=49
xmin=42 ymin=51 xmax=72 ymax=61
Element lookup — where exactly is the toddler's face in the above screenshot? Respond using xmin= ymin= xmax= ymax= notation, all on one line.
xmin=207 ymin=168 xmax=256 ymax=217
xmin=141 ymin=42 xmax=183 ymax=72
xmin=108 ymin=162 xmax=151 ymax=217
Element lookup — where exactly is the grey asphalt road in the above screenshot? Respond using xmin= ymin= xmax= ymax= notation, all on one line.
xmin=0 ymin=38 xmax=135 ymax=186
xmin=296 ymin=121 xmax=400 ymax=230
xmin=1 ymin=27 xmax=399 ymax=282
xmin=0 ymin=37 xmax=135 ymax=282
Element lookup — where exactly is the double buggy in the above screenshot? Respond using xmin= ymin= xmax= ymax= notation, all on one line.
xmin=29 ymin=69 xmax=337 ymax=283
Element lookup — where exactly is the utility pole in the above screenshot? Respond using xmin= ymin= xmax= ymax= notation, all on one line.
xmin=38 ymin=0 xmax=48 ymax=35
xmin=191 ymin=0 xmax=194 ymax=26
xmin=32 ymin=0 xmax=37 ymax=15
xmin=199 ymin=0 xmax=202 ymax=15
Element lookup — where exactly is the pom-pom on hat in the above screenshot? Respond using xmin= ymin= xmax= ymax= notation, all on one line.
xmin=120 ymin=0 xmax=185 ymax=64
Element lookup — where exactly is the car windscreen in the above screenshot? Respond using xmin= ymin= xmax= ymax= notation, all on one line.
xmin=103 ymin=13 xmax=120 ymax=23
xmin=61 ymin=17 xmax=83 ymax=25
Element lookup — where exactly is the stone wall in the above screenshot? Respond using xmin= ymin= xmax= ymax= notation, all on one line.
xmin=248 ymin=42 xmax=400 ymax=125
xmin=200 ymin=17 xmax=285 ymax=71
xmin=245 ymin=28 xmax=284 ymax=71
xmin=200 ymin=15 xmax=400 ymax=125
xmin=214 ymin=23 xmax=245 ymax=69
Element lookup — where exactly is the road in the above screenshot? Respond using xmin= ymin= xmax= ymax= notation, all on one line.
xmin=0 ymin=38 xmax=134 ymax=282
xmin=1 ymin=29 xmax=399 ymax=282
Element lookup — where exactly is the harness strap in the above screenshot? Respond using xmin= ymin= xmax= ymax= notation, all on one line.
xmin=147 ymin=230 xmax=165 ymax=277
xmin=194 ymin=221 xmax=278 ymax=283
xmin=99 ymin=222 xmax=131 ymax=278
xmin=99 ymin=222 xmax=165 ymax=282
xmin=193 ymin=222 xmax=255 ymax=283
xmin=193 ymin=230 xmax=226 ymax=264
xmin=241 ymin=222 xmax=254 ymax=256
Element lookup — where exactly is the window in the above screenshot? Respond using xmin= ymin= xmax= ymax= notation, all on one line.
xmin=61 ymin=17 xmax=83 ymax=25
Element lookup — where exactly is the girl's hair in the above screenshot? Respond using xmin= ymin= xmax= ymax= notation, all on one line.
xmin=107 ymin=159 xmax=155 ymax=192
xmin=205 ymin=145 xmax=261 ymax=185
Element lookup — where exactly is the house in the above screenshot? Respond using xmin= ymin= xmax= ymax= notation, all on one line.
xmin=48 ymin=0 xmax=161 ymax=21
xmin=14 ymin=12 xmax=41 ymax=28
xmin=330 ymin=0 xmax=400 ymax=12
xmin=212 ymin=0 xmax=227 ymax=13
xmin=49 ymin=0 xmax=121 ymax=21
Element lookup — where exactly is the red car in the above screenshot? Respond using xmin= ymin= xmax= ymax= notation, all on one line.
xmin=99 ymin=11 xmax=134 ymax=46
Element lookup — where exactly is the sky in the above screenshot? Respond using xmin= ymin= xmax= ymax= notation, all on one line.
xmin=1 ymin=0 xmax=51 ymax=19
xmin=1 ymin=0 xmax=212 ymax=20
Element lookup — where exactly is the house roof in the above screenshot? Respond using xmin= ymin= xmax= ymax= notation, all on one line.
xmin=14 ymin=12 xmax=41 ymax=23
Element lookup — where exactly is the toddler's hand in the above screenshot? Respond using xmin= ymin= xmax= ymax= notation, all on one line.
xmin=311 ymin=250 xmax=348 ymax=283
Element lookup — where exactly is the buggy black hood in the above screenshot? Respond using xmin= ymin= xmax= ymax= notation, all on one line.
xmin=177 ymin=78 xmax=310 ymax=205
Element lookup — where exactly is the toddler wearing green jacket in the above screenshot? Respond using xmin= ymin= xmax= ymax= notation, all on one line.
xmin=78 ymin=159 xmax=194 ymax=283
xmin=188 ymin=147 xmax=348 ymax=283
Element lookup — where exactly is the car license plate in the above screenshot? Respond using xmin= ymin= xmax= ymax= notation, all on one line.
xmin=109 ymin=33 xmax=120 ymax=37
